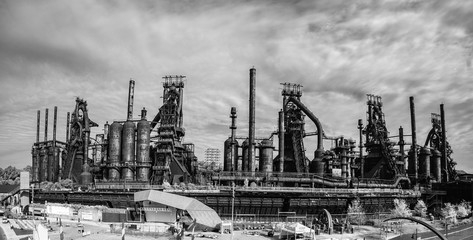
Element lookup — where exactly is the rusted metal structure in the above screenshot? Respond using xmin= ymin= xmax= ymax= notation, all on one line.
xmin=362 ymin=94 xmax=405 ymax=180
xmin=31 ymin=107 xmax=67 ymax=184
xmin=148 ymin=75 xmax=197 ymax=184
xmin=62 ymin=98 xmax=98 ymax=184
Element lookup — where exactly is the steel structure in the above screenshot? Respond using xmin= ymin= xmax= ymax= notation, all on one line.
xmin=62 ymin=98 xmax=99 ymax=184
xmin=149 ymin=75 xmax=197 ymax=184
xmin=362 ymin=94 xmax=404 ymax=180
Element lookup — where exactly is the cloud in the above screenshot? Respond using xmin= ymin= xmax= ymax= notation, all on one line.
xmin=0 ymin=0 xmax=473 ymax=174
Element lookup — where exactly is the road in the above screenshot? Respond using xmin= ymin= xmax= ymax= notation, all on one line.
xmin=392 ymin=222 xmax=473 ymax=240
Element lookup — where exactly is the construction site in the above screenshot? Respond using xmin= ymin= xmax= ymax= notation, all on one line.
xmin=22 ymin=67 xmax=471 ymax=229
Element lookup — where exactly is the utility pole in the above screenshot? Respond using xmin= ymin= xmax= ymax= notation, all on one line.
xmin=231 ymin=182 xmax=235 ymax=240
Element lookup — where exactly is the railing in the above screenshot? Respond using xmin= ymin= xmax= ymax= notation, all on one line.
xmin=212 ymin=171 xmax=402 ymax=185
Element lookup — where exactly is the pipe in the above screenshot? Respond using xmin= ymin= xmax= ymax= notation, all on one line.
xmin=127 ymin=79 xmax=135 ymax=121
xmin=249 ymin=67 xmax=256 ymax=172
xmin=36 ymin=110 xmax=40 ymax=143
xmin=66 ymin=112 xmax=70 ymax=143
xmin=53 ymin=106 xmax=57 ymax=145
xmin=286 ymin=96 xmax=324 ymax=158
xmin=230 ymin=107 xmax=237 ymax=171
xmin=178 ymin=86 xmax=184 ymax=128
xmin=399 ymin=126 xmax=405 ymax=171
xmin=278 ymin=110 xmax=285 ymax=172
xmin=44 ymin=108 xmax=48 ymax=142
xmin=358 ymin=119 xmax=363 ymax=178
xmin=409 ymin=96 xmax=418 ymax=181
xmin=440 ymin=103 xmax=448 ymax=182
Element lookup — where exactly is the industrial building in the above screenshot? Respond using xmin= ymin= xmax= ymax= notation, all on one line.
xmin=27 ymin=67 xmax=465 ymax=219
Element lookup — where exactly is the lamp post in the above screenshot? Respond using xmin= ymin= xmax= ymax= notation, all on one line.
xmin=231 ymin=182 xmax=235 ymax=240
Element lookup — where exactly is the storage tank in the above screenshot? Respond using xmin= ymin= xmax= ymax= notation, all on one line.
xmin=108 ymin=122 xmax=122 ymax=180
xmin=419 ymin=147 xmax=431 ymax=180
xmin=223 ymin=137 xmax=233 ymax=171
xmin=431 ymin=149 xmax=441 ymax=181
xmin=136 ymin=109 xmax=151 ymax=181
xmin=121 ymin=120 xmax=136 ymax=181
xmin=259 ymin=139 xmax=273 ymax=173
xmin=242 ymin=139 xmax=249 ymax=172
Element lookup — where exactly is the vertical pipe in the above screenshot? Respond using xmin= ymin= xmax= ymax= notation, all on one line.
xmin=52 ymin=106 xmax=58 ymax=182
xmin=36 ymin=110 xmax=40 ymax=143
xmin=66 ymin=112 xmax=70 ymax=143
xmin=249 ymin=67 xmax=256 ymax=172
xmin=44 ymin=108 xmax=48 ymax=142
xmin=127 ymin=79 xmax=135 ymax=121
xmin=53 ymin=107 xmax=57 ymax=144
xmin=230 ymin=107 xmax=237 ymax=171
xmin=399 ymin=126 xmax=405 ymax=172
xmin=440 ymin=103 xmax=448 ymax=182
xmin=358 ymin=119 xmax=364 ymax=178
xmin=178 ymin=86 xmax=184 ymax=128
xmin=409 ymin=96 xmax=418 ymax=182
xmin=278 ymin=110 xmax=285 ymax=172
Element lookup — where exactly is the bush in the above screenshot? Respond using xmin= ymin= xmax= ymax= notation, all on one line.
xmin=456 ymin=201 xmax=471 ymax=218
xmin=348 ymin=198 xmax=366 ymax=224
xmin=414 ymin=200 xmax=427 ymax=218
xmin=391 ymin=199 xmax=412 ymax=218
xmin=441 ymin=203 xmax=457 ymax=224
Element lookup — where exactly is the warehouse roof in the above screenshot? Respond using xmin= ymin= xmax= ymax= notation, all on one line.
xmin=134 ymin=190 xmax=221 ymax=230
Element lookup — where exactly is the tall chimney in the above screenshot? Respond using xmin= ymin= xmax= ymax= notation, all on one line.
xmin=127 ymin=79 xmax=135 ymax=120
xmin=44 ymin=108 xmax=49 ymax=142
xmin=249 ymin=67 xmax=256 ymax=172
xmin=66 ymin=112 xmax=70 ymax=142
xmin=230 ymin=107 xmax=237 ymax=171
xmin=409 ymin=96 xmax=418 ymax=181
xmin=36 ymin=110 xmax=41 ymax=143
xmin=278 ymin=110 xmax=285 ymax=172
xmin=53 ymin=106 xmax=57 ymax=144
xmin=399 ymin=126 xmax=405 ymax=171
xmin=440 ymin=103 xmax=448 ymax=182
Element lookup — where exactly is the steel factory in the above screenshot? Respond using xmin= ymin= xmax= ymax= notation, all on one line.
xmin=26 ymin=67 xmax=469 ymax=223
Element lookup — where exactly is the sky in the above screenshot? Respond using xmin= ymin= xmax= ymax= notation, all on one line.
xmin=0 ymin=0 xmax=472 ymax=173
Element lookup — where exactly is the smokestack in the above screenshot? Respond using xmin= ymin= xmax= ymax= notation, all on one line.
xmin=278 ymin=110 xmax=284 ymax=172
xmin=358 ymin=119 xmax=363 ymax=178
xmin=399 ymin=126 xmax=405 ymax=171
xmin=66 ymin=112 xmax=70 ymax=142
xmin=409 ymin=96 xmax=418 ymax=181
xmin=440 ymin=103 xmax=448 ymax=182
xmin=36 ymin=110 xmax=41 ymax=143
xmin=53 ymin=106 xmax=57 ymax=144
xmin=230 ymin=107 xmax=237 ymax=171
xmin=44 ymin=108 xmax=49 ymax=142
xmin=127 ymin=79 xmax=135 ymax=120
xmin=249 ymin=67 xmax=256 ymax=172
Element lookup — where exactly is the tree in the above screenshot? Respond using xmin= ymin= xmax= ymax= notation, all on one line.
xmin=441 ymin=203 xmax=457 ymax=224
xmin=456 ymin=201 xmax=471 ymax=218
xmin=348 ymin=198 xmax=366 ymax=224
xmin=414 ymin=199 xmax=427 ymax=218
xmin=391 ymin=199 xmax=412 ymax=217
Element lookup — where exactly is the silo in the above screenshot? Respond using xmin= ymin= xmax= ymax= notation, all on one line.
xmin=108 ymin=122 xmax=122 ymax=180
xmin=431 ymin=149 xmax=441 ymax=181
xmin=242 ymin=139 xmax=249 ymax=172
xmin=121 ymin=120 xmax=136 ymax=181
xmin=223 ymin=137 xmax=233 ymax=171
xmin=136 ymin=109 xmax=151 ymax=181
xmin=259 ymin=139 xmax=273 ymax=173
xmin=419 ymin=147 xmax=431 ymax=180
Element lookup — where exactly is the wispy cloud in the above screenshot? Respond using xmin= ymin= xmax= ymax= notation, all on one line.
xmin=1 ymin=0 xmax=472 ymax=173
